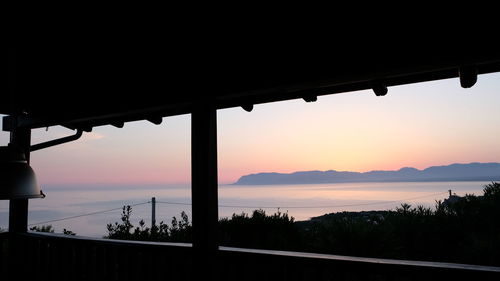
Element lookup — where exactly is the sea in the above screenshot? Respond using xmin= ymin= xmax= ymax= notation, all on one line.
xmin=0 ymin=181 xmax=491 ymax=237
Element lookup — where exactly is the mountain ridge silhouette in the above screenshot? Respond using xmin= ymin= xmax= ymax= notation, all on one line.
xmin=234 ymin=162 xmax=500 ymax=185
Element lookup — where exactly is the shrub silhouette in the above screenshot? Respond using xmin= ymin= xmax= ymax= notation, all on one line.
xmin=106 ymin=206 xmax=192 ymax=242
xmin=219 ymin=209 xmax=301 ymax=251
xmin=29 ymin=225 xmax=76 ymax=235
xmin=29 ymin=225 xmax=55 ymax=233
xmin=105 ymin=182 xmax=500 ymax=266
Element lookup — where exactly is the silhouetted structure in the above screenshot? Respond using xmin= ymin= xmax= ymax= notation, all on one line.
xmin=444 ymin=190 xmax=462 ymax=206
xmin=2 ymin=36 xmax=500 ymax=280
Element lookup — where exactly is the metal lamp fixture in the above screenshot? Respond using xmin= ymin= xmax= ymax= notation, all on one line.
xmin=0 ymin=145 xmax=44 ymax=199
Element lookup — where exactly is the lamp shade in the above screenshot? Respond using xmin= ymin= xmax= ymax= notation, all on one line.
xmin=0 ymin=146 xmax=44 ymax=200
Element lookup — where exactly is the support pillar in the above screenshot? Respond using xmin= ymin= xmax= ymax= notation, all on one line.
xmin=9 ymin=128 xmax=31 ymax=232
xmin=191 ymin=103 xmax=219 ymax=275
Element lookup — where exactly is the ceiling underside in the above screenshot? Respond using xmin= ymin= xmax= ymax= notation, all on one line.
xmin=3 ymin=42 xmax=500 ymax=131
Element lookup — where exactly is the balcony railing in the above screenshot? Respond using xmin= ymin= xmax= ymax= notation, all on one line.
xmin=1 ymin=232 xmax=499 ymax=280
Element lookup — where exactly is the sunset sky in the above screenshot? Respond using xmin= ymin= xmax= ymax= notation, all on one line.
xmin=1 ymin=73 xmax=499 ymax=185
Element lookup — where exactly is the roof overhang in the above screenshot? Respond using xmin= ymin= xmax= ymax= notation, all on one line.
xmin=4 ymin=42 xmax=500 ymax=131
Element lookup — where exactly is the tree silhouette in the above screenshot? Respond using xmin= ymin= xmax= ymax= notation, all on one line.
xmin=105 ymin=182 xmax=500 ymax=266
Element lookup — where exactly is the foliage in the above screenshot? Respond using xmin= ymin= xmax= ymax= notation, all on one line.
xmin=168 ymin=211 xmax=192 ymax=242
xmin=63 ymin=228 xmax=76 ymax=235
xmin=105 ymin=206 xmax=298 ymax=249
xmin=29 ymin=225 xmax=76 ymax=235
xmin=106 ymin=206 xmax=134 ymax=240
xmin=106 ymin=205 xmax=191 ymax=242
xmin=219 ymin=209 xmax=301 ymax=250
xmin=105 ymin=182 xmax=500 ymax=266
xmin=298 ymin=182 xmax=500 ymax=265
xmin=297 ymin=210 xmax=396 ymax=257
xmin=30 ymin=225 xmax=55 ymax=233
xmin=483 ymin=181 xmax=500 ymax=200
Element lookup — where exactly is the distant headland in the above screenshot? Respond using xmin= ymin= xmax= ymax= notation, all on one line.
xmin=233 ymin=162 xmax=500 ymax=185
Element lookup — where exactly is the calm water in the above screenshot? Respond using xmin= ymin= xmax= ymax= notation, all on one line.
xmin=0 ymin=181 xmax=490 ymax=237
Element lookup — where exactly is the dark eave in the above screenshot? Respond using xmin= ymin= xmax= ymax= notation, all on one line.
xmin=4 ymin=42 xmax=500 ymax=131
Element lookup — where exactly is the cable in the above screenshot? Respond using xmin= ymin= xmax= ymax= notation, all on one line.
xmin=27 ymin=191 xmax=448 ymax=226
xmin=28 ymin=201 xmax=149 ymax=226
xmin=218 ymin=191 xmax=447 ymax=209
xmin=156 ymin=191 xmax=448 ymax=209
xmin=156 ymin=201 xmax=191 ymax=206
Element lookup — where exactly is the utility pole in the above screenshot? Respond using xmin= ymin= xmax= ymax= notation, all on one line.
xmin=151 ymin=197 xmax=156 ymax=228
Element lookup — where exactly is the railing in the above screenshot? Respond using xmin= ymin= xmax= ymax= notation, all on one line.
xmin=1 ymin=232 xmax=499 ymax=281
xmin=0 ymin=232 xmax=193 ymax=280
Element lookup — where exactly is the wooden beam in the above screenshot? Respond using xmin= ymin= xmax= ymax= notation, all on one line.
xmin=191 ymin=103 xmax=219 ymax=276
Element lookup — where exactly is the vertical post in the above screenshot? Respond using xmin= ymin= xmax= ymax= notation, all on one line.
xmin=151 ymin=197 xmax=156 ymax=228
xmin=9 ymin=128 xmax=31 ymax=232
xmin=191 ymin=103 xmax=219 ymax=274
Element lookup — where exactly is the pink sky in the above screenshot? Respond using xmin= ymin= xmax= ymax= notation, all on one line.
xmin=2 ymin=73 xmax=500 ymax=185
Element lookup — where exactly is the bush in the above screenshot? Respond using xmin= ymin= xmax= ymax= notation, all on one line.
xmin=106 ymin=205 xmax=191 ymax=242
xmin=29 ymin=225 xmax=76 ymax=235
xmin=29 ymin=225 xmax=55 ymax=233
xmin=105 ymin=182 xmax=500 ymax=266
xmin=219 ymin=209 xmax=301 ymax=250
